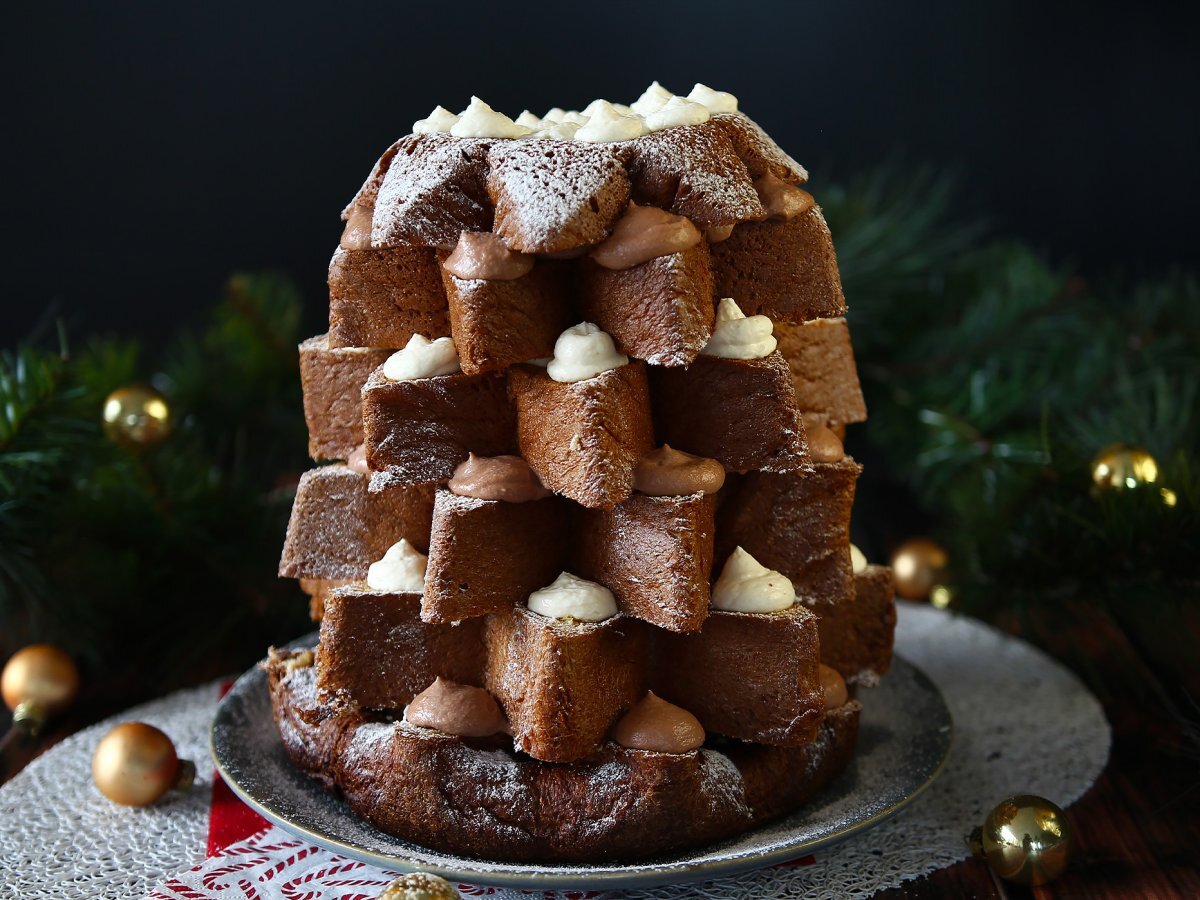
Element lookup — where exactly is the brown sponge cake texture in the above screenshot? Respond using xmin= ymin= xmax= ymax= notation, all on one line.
xmin=327 ymin=245 xmax=450 ymax=350
xmin=279 ymin=465 xmax=434 ymax=580
xmin=316 ymin=584 xmax=485 ymax=710
xmin=423 ymin=491 xmax=570 ymax=624
xmin=363 ymin=369 xmax=517 ymax=485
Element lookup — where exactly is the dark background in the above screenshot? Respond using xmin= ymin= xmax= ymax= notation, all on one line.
xmin=4 ymin=0 xmax=1198 ymax=345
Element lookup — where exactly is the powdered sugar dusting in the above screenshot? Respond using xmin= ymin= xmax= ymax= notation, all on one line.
xmin=488 ymin=142 xmax=631 ymax=253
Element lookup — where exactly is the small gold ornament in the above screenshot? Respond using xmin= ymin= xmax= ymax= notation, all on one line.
xmin=890 ymin=538 xmax=948 ymax=601
xmin=378 ymin=873 xmax=461 ymax=899
xmin=102 ymin=384 xmax=172 ymax=447
xmin=91 ymin=722 xmax=196 ymax=807
xmin=1 ymin=644 xmax=79 ymax=734
xmin=1090 ymin=443 xmax=1158 ymax=491
xmin=968 ymin=794 xmax=1074 ymax=886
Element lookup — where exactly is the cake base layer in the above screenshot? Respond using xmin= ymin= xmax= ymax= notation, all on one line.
xmin=265 ymin=649 xmax=861 ymax=863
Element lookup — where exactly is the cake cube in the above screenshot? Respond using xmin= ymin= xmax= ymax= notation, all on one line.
xmin=371 ymin=134 xmax=494 ymax=249
xmin=650 ymin=352 xmax=808 ymax=474
xmin=774 ymin=318 xmax=867 ymax=427
xmin=441 ymin=260 xmax=575 ymax=376
xmin=815 ymin=564 xmax=897 ymax=687
xmin=573 ymin=492 xmax=714 ymax=632
xmin=423 ymin=490 xmax=571 ymax=623
xmin=299 ymin=335 xmax=391 ymax=460
xmin=627 ymin=120 xmax=763 ymax=228
xmin=316 ymin=583 xmax=486 ymax=710
xmin=709 ymin=208 xmax=846 ymax=323
xmin=716 ymin=459 xmax=860 ymax=605
xmin=578 ymin=241 xmax=714 ymax=367
xmin=711 ymin=112 xmax=809 ymax=185
xmin=279 ymin=465 xmax=435 ymax=581
xmin=487 ymin=141 xmax=631 ymax=254
xmin=362 ymin=369 xmax=517 ymax=485
xmin=484 ymin=606 xmax=647 ymax=762
xmin=652 ymin=605 xmax=824 ymax=746
xmin=508 ymin=363 xmax=654 ymax=509
xmin=327 ymin=245 xmax=450 ymax=350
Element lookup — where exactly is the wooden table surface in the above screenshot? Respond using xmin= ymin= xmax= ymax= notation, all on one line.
xmin=3 ymin=601 xmax=1198 ymax=898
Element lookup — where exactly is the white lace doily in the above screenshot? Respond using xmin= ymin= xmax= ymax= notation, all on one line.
xmin=0 ymin=604 xmax=1110 ymax=899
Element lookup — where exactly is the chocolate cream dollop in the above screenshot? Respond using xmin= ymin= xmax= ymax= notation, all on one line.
xmin=612 ymin=691 xmax=705 ymax=754
xmin=802 ymin=414 xmax=845 ymax=463
xmin=590 ymin=203 xmax=702 ymax=270
xmin=633 ymin=444 xmax=726 ymax=496
xmin=448 ymin=453 xmax=550 ymax=503
xmin=339 ymin=202 xmax=374 ymax=250
xmin=754 ymin=173 xmax=815 ymax=221
xmin=819 ymin=664 xmax=849 ymax=709
xmin=405 ymin=677 xmax=508 ymax=738
xmin=443 ymin=231 xmax=534 ymax=281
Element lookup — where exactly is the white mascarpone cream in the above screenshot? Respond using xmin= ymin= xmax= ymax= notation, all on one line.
xmin=515 ymin=110 xmax=543 ymax=129
xmin=535 ymin=120 xmax=581 ymax=140
xmin=527 ymin=572 xmax=618 ymax=622
xmin=630 ymin=81 xmax=675 ymax=116
xmin=574 ymin=101 xmax=646 ymax=143
xmin=542 ymin=107 xmax=567 ymax=123
xmin=367 ymin=539 xmax=428 ymax=593
xmin=382 ymin=334 xmax=461 ymax=381
xmin=546 ymin=323 xmax=628 ymax=383
xmin=711 ymin=547 xmax=795 ymax=612
xmin=700 ymin=298 xmax=778 ymax=359
xmin=687 ymin=83 xmax=739 ymax=113
xmin=850 ymin=543 xmax=868 ymax=574
xmin=450 ymin=97 xmax=534 ymax=139
xmin=645 ymin=95 xmax=711 ymax=132
xmin=413 ymin=105 xmax=460 ymax=134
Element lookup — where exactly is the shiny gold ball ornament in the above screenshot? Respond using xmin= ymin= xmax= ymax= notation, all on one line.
xmin=377 ymin=872 xmax=461 ymax=899
xmin=890 ymin=537 xmax=948 ymax=601
xmin=91 ymin=722 xmax=196 ymax=807
xmin=102 ymin=384 xmax=172 ymax=447
xmin=1090 ymin=443 xmax=1159 ymax=491
xmin=968 ymin=794 xmax=1074 ymax=886
xmin=1 ymin=644 xmax=80 ymax=733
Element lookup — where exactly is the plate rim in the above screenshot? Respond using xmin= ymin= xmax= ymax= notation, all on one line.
xmin=211 ymin=646 xmax=952 ymax=890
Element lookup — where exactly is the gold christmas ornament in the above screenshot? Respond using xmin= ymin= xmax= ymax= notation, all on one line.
xmin=1 ymin=644 xmax=79 ymax=734
xmin=968 ymin=794 xmax=1074 ymax=887
xmin=102 ymin=384 xmax=172 ymax=447
xmin=91 ymin=722 xmax=196 ymax=807
xmin=378 ymin=872 xmax=461 ymax=899
xmin=890 ymin=538 xmax=948 ymax=601
xmin=1090 ymin=443 xmax=1158 ymax=491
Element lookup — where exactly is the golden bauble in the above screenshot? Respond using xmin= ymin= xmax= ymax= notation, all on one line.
xmin=378 ymin=873 xmax=461 ymax=899
xmin=968 ymin=794 xmax=1074 ymax=886
xmin=1 ymin=644 xmax=80 ymax=727
xmin=1091 ymin=443 xmax=1158 ymax=491
xmin=890 ymin=537 xmax=948 ymax=601
xmin=91 ymin=722 xmax=195 ymax=807
xmin=102 ymin=384 xmax=172 ymax=447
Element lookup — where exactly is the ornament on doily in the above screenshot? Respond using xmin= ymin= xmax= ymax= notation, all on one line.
xmin=378 ymin=873 xmax=461 ymax=899
xmin=102 ymin=384 xmax=172 ymax=447
xmin=1 ymin=644 xmax=79 ymax=735
xmin=1090 ymin=443 xmax=1158 ymax=491
xmin=91 ymin=722 xmax=196 ymax=806
xmin=890 ymin=537 xmax=948 ymax=601
xmin=967 ymin=794 xmax=1074 ymax=886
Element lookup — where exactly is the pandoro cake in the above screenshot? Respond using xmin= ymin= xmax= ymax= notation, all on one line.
xmin=269 ymin=80 xmax=896 ymax=863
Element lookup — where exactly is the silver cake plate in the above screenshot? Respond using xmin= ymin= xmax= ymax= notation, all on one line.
xmin=211 ymin=640 xmax=952 ymax=892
